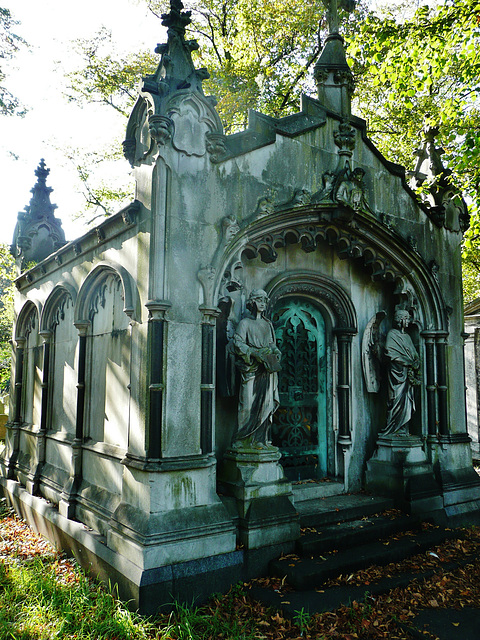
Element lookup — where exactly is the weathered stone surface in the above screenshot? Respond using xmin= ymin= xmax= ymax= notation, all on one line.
xmin=1 ymin=0 xmax=479 ymax=612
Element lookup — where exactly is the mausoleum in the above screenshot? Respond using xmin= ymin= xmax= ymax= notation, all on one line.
xmin=2 ymin=0 xmax=480 ymax=613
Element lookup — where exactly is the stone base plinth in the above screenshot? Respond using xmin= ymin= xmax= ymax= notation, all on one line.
xmin=218 ymin=445 xmax=299 ymax=549
xmin=366 ymin=435 xmax=444 ymax=517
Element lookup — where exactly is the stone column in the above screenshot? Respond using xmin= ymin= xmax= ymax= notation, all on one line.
xmin=4 ymin=337 xmax=25 ymax=479
xmin=421 ymin=331 xmax=438 ymax=439
xmin=59 ymin=322 xmax=89 ymax=519
xmin=335 ymin=329 xmax=354 ymax=446
xmin=435 ymin=333 xmax=449 ymax=438
xmin=200 ymin=307 xmax=218 ymax=455
xmin=144 ymin=300 xmax=170 ymax=461
xmin=25 ymin=330 xmax=51 ymax=495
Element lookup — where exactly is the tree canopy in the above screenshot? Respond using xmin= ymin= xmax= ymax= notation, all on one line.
xmin=0 ymin=7 xmax=27 ymax=116
xmin=64 ymin=0 xmax=480 ymax=298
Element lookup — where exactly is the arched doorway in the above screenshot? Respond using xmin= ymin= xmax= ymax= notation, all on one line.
xmin=271 ymin=297 xmax=328 ymax=480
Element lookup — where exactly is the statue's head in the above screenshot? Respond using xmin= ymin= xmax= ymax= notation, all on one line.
xmin=352 ymin=167 xmax=365 ymax=183
xmin=394 ymin=309 xmax=411 ymax=329
xmin=247 ymin=289 xmax=269 ymax=314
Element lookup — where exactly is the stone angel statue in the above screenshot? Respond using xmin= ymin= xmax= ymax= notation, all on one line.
xmin=232 ymin=289 xmax=281 ymax=448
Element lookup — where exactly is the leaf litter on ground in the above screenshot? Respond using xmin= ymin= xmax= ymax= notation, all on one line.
xmin=1 ymin=500 xmax=480 ymax=639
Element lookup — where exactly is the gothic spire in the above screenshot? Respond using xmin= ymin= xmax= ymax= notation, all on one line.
xmin=314 ymin=0 xmax=355 ymax=116
xmin=11 ymin=160 xmax=66 ymax=267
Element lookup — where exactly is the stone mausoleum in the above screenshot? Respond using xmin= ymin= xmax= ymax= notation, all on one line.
xmin=2 ymin=0 xmax=480 ymax=613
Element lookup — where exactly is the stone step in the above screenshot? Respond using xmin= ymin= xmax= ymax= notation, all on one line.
xmin=270 ymin=527 xmax=458 ymax=591
xmin=296 ymin=492 xmax=394 ymax=528
xmin=292 ymin=479 xmax=344 ymax=504
xmin=297 ymin=512 xmax=421 ymax=557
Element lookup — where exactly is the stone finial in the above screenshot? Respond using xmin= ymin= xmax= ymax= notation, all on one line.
xmin=314 ymin=0 xmax=355 ymax=116
xmin=410 ymin=126 xmax=469 ymax=232
xmin=147 ymin=0 xmax=209 ymax=99
xmin=11 ymin=160 xmax=66 ymax=267
xmin=124 ymin=1 xmax=223 ymax=165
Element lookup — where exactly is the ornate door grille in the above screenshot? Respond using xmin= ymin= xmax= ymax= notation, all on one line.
xmin=272 ymin=298 xmax=327 ymax=480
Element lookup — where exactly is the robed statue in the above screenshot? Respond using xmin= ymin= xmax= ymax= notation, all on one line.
xmin=382 ymin=309 xmax=421 ymax=436
xmin=233 ymin=289 xmax=281 ymax=448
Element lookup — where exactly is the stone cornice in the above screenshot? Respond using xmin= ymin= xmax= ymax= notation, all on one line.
xmin=15 ymin=200 xmax=141 ymax=291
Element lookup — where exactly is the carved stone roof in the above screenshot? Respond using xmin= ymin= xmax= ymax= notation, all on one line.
xmin=11 ymin=159 xmax=66 ymax=267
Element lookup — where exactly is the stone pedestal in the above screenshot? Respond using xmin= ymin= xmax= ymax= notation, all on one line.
xmin=366 ymin=435 xmax=444 ymax=517
xmin=218 ymin=445 xmax=299 ymax=549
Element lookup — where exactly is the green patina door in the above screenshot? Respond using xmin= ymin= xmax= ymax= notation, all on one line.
xmin=272 ymin=298 xmax=328 ymax=480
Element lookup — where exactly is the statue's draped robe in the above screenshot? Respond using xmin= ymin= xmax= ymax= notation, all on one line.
xmin=233 ymin=315 xmax=280 ymax=443
xmin=383 ymin=328 xmax=419 ymax=435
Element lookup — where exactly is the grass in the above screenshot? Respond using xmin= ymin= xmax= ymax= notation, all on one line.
xmin=1 ymin=498 xmax=480 ymax=639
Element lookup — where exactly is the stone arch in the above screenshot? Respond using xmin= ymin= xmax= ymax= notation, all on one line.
xmin=40 ymin=283 xmax=77 ymax=333
xmin=213 ymin=207 xmax=446 ymax=333
xmin=265 ymin=272 xmax=357 ymax=481
xmin=75 ymin=261 xmax=139 ymax=324
xmin=13 ymin=301 xmax=41 ymax=434
xmin=266 ymin=271 xmax=357 ymax=332
xmin=15 ymin=300 xmax=41 ymax=341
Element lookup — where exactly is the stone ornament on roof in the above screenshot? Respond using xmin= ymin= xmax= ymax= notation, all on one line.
xmin=123 ymin=0 xmax=223 ymax=165
xmin=11 ymin=159 xmax=66 ymax=268
xmin=410 ymin=125 xmax=469 ymax=232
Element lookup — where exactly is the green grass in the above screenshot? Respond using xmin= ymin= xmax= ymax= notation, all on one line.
xmin=0 ymin=554 xmax=162 ymax=640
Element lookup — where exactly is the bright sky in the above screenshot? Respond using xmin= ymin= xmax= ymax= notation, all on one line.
xmin=1 ymin=0 xmax=164 ymax=246
xmin=1 ymin=0 xmax=427 ymax=250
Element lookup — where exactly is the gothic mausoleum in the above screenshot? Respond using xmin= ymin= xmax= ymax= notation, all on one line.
xmin=2 ymin=0 xmax=480 ymax=613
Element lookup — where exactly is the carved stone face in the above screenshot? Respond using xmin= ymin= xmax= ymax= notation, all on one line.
xmin=248 ymin=289 xmax=269 ymax=314
xmin=394 ymin=310 xmax=410 ymax=330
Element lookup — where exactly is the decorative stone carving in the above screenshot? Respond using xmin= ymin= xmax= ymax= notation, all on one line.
xmin=362 ymin=311 xmax=386 ymax=393
xmin=381 ymin=309 xmax=421 ymax=436
xmin=197 ymin=265 xmax=216 ymax=307
xmin=169 ymin=95 xmax=220 ymax=157
xmin=222 ymin=215 xmax=240 ymax=243
xmin=410 ymin=125 xmax=469 ymax=232
xmin=333 ymin=121 xmax=356 ymax=153
xmin=232 ymin=289 xmax=281 ymax=448
xmin=148 ymin=115 xmax=174 ymax=147
xmin=11 ymin=160 xmax=66 ymax=267
xmin=333 ymin=69 xmax=355 ymax=96
xmin=429 ymin=260 xmax=439 ymax=282
xmin=336 ymin=166 xmax=371 ymax=212
xmin=206 ymin=132 xmax=228 ymax=163
xmin=276 ymin=189 xmax=312 ymax=211
xmin=123 ymin=138 xmax=136 ymax=165
xmin=255 ymin=192 xmax=276 ymax=218
xmin=123 ymin=0 xmax=223 ymax=166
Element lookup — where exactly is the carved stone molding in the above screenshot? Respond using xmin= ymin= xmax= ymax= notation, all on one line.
xmin=266 ymin=271 xmax=357 ymax=331
xmin=148 ymin=115 xmax=174 ymax=147
xmin=206 ymin=132 xmax=228 ymax=163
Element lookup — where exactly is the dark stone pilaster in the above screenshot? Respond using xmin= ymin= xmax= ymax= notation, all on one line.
xmin=5 ymin=337 xmax=25 ymax=479
xmin=13 ymin=338 xmax=25 ymax=425
xmin=334 ymin=329 xmax=355 ymax=445
xmin=26 ymin=331 xmax=52 ymax=495
xmin=75 ymin=326 xmax=88 ymax=441
xmin=39 ymin=332 xmax=51 ymax=433
xmin=200 ymin=308 xmax=218 ymax=456
xmin=436 ymin=334 xmax=449 ymax=437
xmin=145 ymin=301 xmax=170 ymax=460
xmin=422 ymin=332 xmax=438 ymax=438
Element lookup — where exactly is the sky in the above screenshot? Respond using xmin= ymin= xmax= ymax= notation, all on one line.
xmin=1 ymin=0 xmax=424 ymax=250
xmin=1 ymin=0 xmax=164 ymax=246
